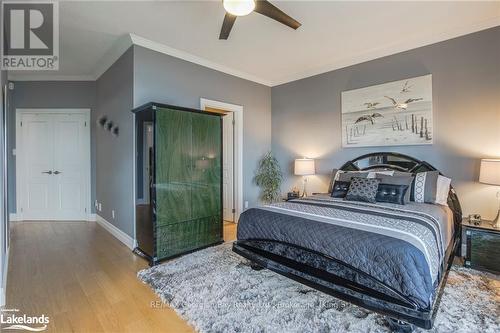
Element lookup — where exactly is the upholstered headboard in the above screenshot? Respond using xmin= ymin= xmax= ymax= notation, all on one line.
xmin=339 ymin=152 xmax=463 ymax=227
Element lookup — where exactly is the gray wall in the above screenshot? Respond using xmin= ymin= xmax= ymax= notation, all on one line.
xmin=133 ymin=45 xmax=272 ymax=209
xmin=271 ymin=26 xmax=500 ymax=218
xmin=1 ymin=69 xmax=8 ymax=303
xmin=95 ymin=47 xmax=135 ymax=236
xmin=8 ymin=81 xmax=97 ymax=213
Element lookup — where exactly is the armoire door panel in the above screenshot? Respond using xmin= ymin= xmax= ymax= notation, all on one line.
xmin=155 ymin=108 xmax=193 ymax=227
xmin=191 ymin=112 xmax=221 ymax=220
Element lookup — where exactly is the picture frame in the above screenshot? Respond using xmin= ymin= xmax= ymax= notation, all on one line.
xmin=341 ymin=75 xmax=433 ymax=148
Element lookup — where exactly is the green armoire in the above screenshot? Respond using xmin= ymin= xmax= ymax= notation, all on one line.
xmin=133 ymin=103 xmax=223 ymax=265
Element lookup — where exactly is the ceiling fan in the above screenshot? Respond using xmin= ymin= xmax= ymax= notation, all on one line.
xmin=219 ymin=0 xmax=301 ymax=40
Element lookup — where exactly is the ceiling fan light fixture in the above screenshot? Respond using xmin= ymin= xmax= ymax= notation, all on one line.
xmin=223 ymin=0 xmax=255 ymax=16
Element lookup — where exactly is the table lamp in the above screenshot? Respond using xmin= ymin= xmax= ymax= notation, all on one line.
xmin=294 ymin=158 xmax=315 ymax=197
xmin=479 ymin=159 xmax=500 ymax=228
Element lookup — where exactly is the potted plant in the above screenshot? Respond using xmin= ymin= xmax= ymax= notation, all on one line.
xmin=254 ymin=152 xmax=283 ymax=204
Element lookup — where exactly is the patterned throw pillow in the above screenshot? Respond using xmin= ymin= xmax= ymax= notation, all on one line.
xmin=345 ymin=177 xmax=380 ymax=203
xmin=410 ymin=171 xmax=451 ymax=206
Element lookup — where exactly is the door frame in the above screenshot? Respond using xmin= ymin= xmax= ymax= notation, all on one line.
xmin=200 ymin=98 xmax=243 ymax=222
xmin=15 ymin=108 xmax=91 ymax=221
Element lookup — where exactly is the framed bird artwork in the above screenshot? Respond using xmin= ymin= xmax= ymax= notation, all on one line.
xmin=341 ymin=74 xmax=433 ymax=147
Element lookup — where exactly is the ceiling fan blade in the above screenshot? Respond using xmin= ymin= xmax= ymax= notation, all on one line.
xmin=219 ymin=13 xmax=237 ymax=40
xmin=254 ymin=0 xmax=301 ymax=30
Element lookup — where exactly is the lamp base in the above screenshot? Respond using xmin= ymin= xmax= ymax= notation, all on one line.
xmin=493 ymin=208 xmax=500 ymax=229
xmin=301 ymin=176 xmax=308 ymax=198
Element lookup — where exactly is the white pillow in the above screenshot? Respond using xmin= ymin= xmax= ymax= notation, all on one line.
xmin=435 ymin=175 xmax=452 ymax=206
xmin=367 ymin=170 xmax=394 ymax=178
xmin=333 ymin=170 xmax=368 ymax=181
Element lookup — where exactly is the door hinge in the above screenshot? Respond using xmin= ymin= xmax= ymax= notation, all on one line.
xmin=232 ymin=119 xmax=235 ymax=125
xmin=232 ymin=208 xmax=235 ymax=213
xmin=85 ymin=208 xmax=87 ymax=212
xmin=20 ymin=121 xmax=23 ymax=127
xmin=84 ymin=121 xmax=87 ymax=127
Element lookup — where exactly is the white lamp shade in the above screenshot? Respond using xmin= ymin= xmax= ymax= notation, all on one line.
xmin=294 ymin=158 xmax=315 ymax=176
xmin=479 ymin=159 xmax=500 ymax=185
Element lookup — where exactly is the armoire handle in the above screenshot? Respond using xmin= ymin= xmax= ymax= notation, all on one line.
xmin=42 ymin=171 xmax=53 ymax=175
xmin=53 ymin=171 xmax=62 ymax=175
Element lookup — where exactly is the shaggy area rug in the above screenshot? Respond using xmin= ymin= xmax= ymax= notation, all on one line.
xmin=138 ymin=243 xmax=499 ymax=333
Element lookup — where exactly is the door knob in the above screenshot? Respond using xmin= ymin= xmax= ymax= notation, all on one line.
xmin=53 ymin=171 xmax=62 ymax=175
xmin=42 ymin=171 xmax=53 ymax=175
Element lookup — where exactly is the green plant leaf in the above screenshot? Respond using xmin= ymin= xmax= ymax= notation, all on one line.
xmin=254 ymin=151 xmax=283 ymax=204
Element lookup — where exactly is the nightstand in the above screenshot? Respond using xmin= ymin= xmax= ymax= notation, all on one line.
xmin=461 ymin=218 xmax=500 ymax=274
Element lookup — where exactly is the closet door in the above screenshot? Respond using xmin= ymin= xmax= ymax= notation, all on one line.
xmin=18 ymin=112 xmax=90 ymax=221
xmin=52 ymin=114 xmax=88 ymax=220
xmin=20 ymin=114 xmax=55 ymax=219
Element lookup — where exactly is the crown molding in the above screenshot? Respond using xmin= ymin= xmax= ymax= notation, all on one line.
xmin=271 ymin=17 xmax=500 ymax=86
xmin=8 ymin=16 xmax=500 ymax=86
xmin=8 ymin=34 xmax=134 ymax=82
xmin=129 ymin=33 xmax=273 ymax=87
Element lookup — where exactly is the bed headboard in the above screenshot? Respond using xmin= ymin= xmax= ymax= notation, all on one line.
xmin=339 ymin=152 xmax=462 ymax=227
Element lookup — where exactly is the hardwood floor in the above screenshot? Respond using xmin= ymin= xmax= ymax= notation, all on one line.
xmin=5 ymin=220 xmax=237 ymax=332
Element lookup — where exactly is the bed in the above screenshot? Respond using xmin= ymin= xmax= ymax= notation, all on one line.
xmin=232 ymin=152 xmax=462 ymax=331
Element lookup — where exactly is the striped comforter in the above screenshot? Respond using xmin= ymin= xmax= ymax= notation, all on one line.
xmin=237 ymin=195 xmax=454 ymax=308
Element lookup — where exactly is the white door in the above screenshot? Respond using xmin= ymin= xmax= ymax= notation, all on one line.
xmin=222 ymin=112 xmax=234 ymax=222
xmin=18 ymin=112 xmax=90 ymax=220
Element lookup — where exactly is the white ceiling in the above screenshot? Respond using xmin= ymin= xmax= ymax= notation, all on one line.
xmin=8 ymin=0 xmax=500 ymax=86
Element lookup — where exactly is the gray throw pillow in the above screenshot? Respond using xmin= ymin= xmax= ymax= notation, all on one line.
xmin=377 ymin=175 xmax=414 ymax=203
xmin=345 ymin=177 xmax=380 ymax=203
xmin=327 ymin=168 xmax=340 ymax=193
xmin=411 ymin=171 xmax=439 ymax=203
xmin=331 ymin=180 xmax=351 ymax=198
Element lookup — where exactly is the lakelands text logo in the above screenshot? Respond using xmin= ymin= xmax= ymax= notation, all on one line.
xmin=1 ymin=308 xmax=49 ymax=331
xmin=1 ymin=1 xmax=59 ymax=70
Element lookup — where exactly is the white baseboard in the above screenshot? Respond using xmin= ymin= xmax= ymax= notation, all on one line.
xmin=95 ymin=215 xmax=135 ymax=250
xmin=1 ymin=245 xmax=10 ymax=307
xmin=9 ymin=213 xmax=97 ymax=222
